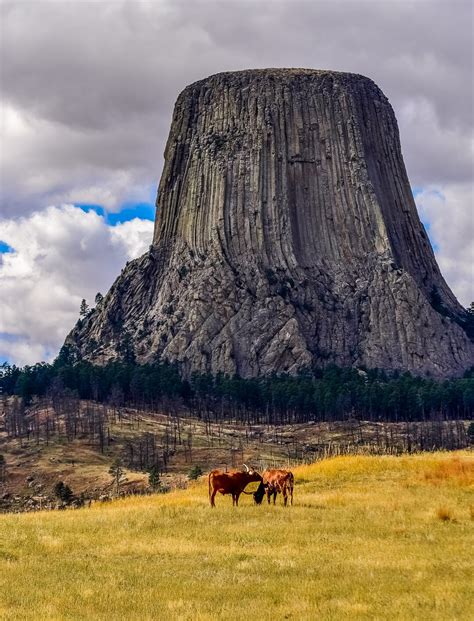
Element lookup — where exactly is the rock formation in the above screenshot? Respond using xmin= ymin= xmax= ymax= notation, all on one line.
xmin=66 ymin=69 xmax=474 ymax=378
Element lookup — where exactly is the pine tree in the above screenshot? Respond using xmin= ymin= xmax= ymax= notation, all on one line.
xmin=148 ymin=465 xmax=161 ymax=490
xmin=79 ymin=299 xmax=89 ymax=317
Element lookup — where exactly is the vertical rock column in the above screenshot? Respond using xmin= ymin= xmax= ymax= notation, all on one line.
xmin=68 ymin=69 xmax=473 ymax=378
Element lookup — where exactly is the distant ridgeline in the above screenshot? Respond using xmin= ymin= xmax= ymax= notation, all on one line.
xmin=1 ymin=349 xmax=473 ymax=423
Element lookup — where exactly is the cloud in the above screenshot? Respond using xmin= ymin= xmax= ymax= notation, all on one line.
xmin=110 ymin=217 xmax=154 ymax=260
xmin=1 ymin=102 xmax=158 ymax=213
xmin=1 ymin=0 xmax=472 ymax=217
xmin=0 ymin=337 xmax=49 ymax=370
xmin=399 ymin=97 xmax=473 ymax=186
xmin=415 ymin=184 xmax=473 ymax=307
xmin=0 ymin=205 xmax=153 ymax=365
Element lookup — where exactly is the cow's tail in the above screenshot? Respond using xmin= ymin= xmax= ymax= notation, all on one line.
xmin=208 ymin=472 xmax=212 ymax=501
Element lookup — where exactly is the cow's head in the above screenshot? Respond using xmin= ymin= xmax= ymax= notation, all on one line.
xmin=243 ymin=463 xmax=263 ymax=484
xmin=253 ymin=481 xmax=266 ymax=505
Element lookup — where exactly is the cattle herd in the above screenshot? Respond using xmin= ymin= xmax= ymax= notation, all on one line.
xmin=208 ymin=465 xmax=294 ymax=508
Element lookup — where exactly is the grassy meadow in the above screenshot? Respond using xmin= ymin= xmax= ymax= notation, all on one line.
xmin=0 ymin=452 xmax=473 ymax=620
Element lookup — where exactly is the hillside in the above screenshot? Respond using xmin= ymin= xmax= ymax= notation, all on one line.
xmin=1 ymin=452 xmax=473 ymax=620
xmin=1 ymin=395 xmax=471 ymax=511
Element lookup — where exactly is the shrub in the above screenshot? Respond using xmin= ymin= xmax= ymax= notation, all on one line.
xmin=53 ymin=481 xmax=73 ymax=504
xmin=188 ymin=465 xmax=203 ymax=480
xmin=178 ymin=266 xmax=189 ymax=280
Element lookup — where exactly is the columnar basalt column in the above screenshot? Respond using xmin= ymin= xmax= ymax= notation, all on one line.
xmin=66 ymin=69 xmax=474 ymax=378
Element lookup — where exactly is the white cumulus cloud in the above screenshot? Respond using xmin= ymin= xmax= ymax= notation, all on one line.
xmin=415 ymin=184 xmax=474 ymax=307
xmin=0 ymin=206 xmax=153 ymax=365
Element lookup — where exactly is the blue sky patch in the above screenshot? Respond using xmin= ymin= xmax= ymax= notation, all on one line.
xmin=412 ymin=186 xmax=443 ymax=253
xmin=75 ymin=203 xmax=107 ymax=218
xmin=421 ymin=220 xmax=439 ymax=251
xmin=75 ymin=199 xmax=155 ymax=226
xmin=0 ymin=241 xmax=13 ymax=253
xmin=108 ymin=202 xmax=155 ymax=224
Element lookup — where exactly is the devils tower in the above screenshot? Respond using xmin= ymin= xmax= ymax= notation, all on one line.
xmin=67 ymin=69 xmax=473 ymax=378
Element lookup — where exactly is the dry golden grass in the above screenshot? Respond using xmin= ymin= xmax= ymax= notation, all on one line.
xmin=0 ymin=452 xmax=473 ymax=620
xmin=423 ymin=455 xmax=474 ymax=486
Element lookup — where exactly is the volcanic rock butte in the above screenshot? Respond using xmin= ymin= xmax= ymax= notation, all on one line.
xmin=67 ymin=69 xmax=474 ymax=378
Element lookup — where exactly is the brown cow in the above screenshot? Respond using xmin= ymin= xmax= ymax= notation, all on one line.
xmin=254 ymin=469 xmax=294 ymax=506
xmin=208 ymin=464 xmax=262 ymax=507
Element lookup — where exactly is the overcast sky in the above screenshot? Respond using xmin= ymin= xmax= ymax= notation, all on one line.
xmin=1 ymin=0 xmax=473 ymax=365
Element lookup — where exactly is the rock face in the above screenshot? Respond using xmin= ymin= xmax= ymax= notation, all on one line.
xmin=67 ymin=69 xmax=473 ymax=378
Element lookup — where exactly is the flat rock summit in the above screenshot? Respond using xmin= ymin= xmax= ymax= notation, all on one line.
xmin=67 ymin=69 xmax=473 ymax=378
